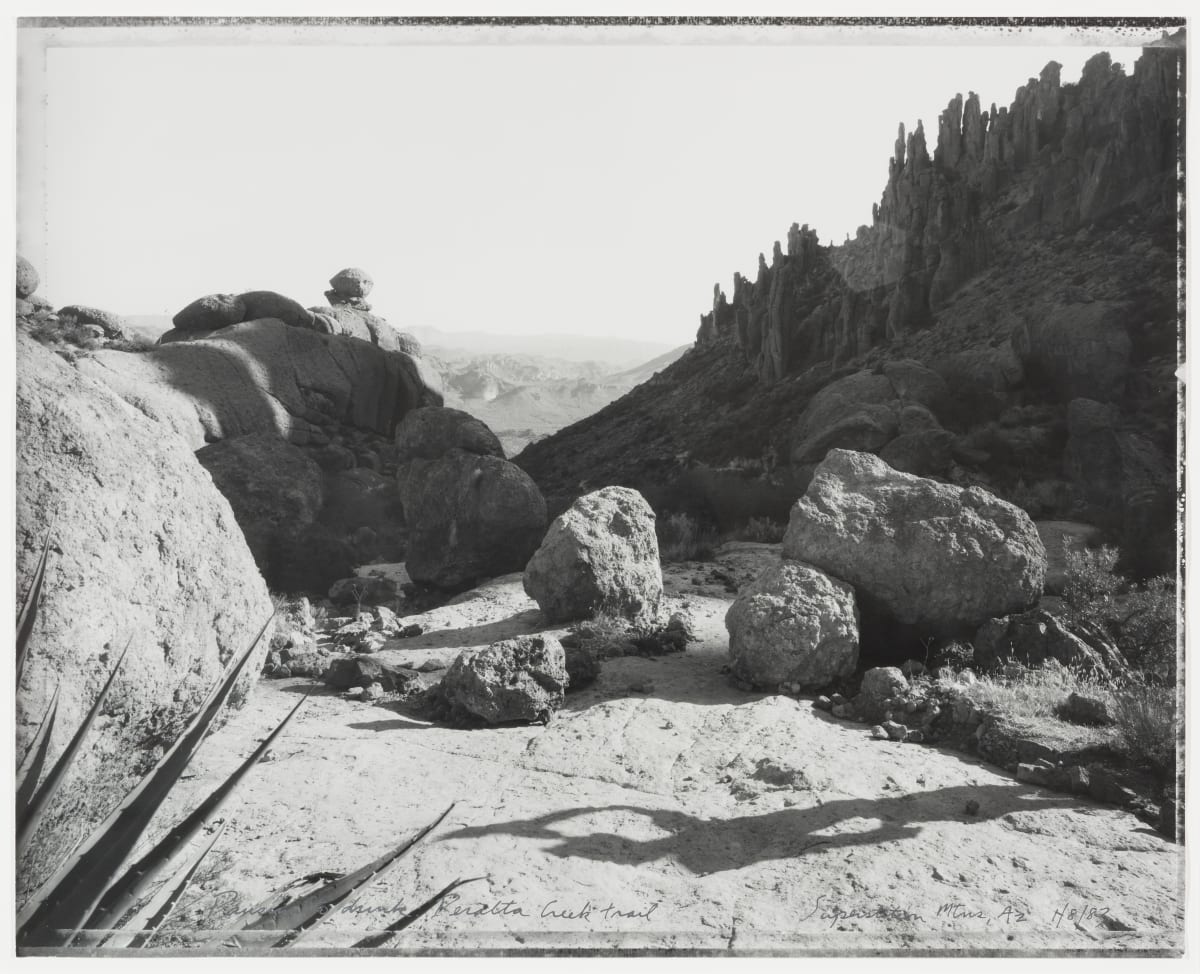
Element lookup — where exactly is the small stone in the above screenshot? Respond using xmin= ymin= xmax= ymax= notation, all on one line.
xmin=830 ymin=693 xmax=847 ymax=706
xmin=416 ymin=658 xmax=446 ymax=673
xmin=275 ymin=665 xmax=292 ymax=679
xmin=965 ymin=799 xmax=981 ymax=816
xmin=871 ymin=725 xmax=888 ymax=739
xmin=399 ymin=624 xmax=424 ymax=639
xmin=354 ymin=632 xmax=387 ymax=655
xmin=362 ymin=681 xmax=384 ymax=700
xmin=904 ymin=700 xmax=919 ymax=714
xmin=904 ymin=729 xmax=925 ymax=743
xmin=882 ymin=720 xmax=908 ymax=741
xmin=900 ymin=659 xmax=926 ymax=678
xmin=814 ymin=695 xmax=833 ymax=711
xmin=831 ymin=703 xmax=854 ymax=719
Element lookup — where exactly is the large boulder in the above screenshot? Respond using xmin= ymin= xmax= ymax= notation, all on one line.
xmin=404 ymin=449 xmax=547 ymax=589
xmin=16 ymin=333 xmax=273 ymax=791
xmin=195 ymin=433 xmax=326 ymax=582
xmin=76 ymin=318 xmax=443 ymax=449
xmin=441 ymin=635 xmax=568 ymax=724
xmin=396 ymin=406 xmax=505 ymax=463
xmin=973 ymin=609 xmax=1128 ymax=679
xmin=57 ymin=305 xmax=128 ymax=339
xmin=172 ymin=293 xmax=247 ymax=332
xmin=725 ymin=561 xmax=859 ymax=690
xmin=523 ymin=486 xmax=663 ymax=625
xmin=17 ymin=254 xmax=39 ymax=298
xmin=791 ymin=371 xmax=899 ymax=465
xmin=783 ymin=450 xmax=1046 ymax=634
xmin=237 ymin=290 xmax=317 ymax=330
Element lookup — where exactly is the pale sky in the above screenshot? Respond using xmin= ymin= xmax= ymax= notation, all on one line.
xmin=17 ymin=22 xmax=1160 ymax=345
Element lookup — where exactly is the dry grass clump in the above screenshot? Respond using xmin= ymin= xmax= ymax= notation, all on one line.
xmin=1108 ymin=678 xmax=1177 ymax=775
xmin=737 ymin=516 xmax=787 ymax=543
xmin=657 ymin=512 xmax=719 ymax=563
xmin=938 ymin=661 xmax=1110 ymax=723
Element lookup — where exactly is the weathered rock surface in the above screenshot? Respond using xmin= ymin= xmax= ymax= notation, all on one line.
xmin=195 ymin=433 xmax=325 ymax=579
xmin=783 ymin=450 xmax=1046 ymax=633
xmin=1012 ymin=300 xmax=1133 ymax=402
xmin=16 ymin=254 xmax=39 ymax=298
xmin=330 ymin=267 xmax=374 ymax=299
xmin=404 ymin=449 xmax=547 ymax=590
xmin=441 ymin=635 xmax=568 ymax=724
xmin=15 ymin=333 xmax=273 ymax=784
xmin=973 ymin=608 xmax=1128 ymax=678
xmin=724 ymin=561 xmax=858 ymax=690
xmin=56 ymin=305 xmax=128 ymax=339
xmin=396 ymin=406 xmax=505 ymax=463
xmin=237 ymin=290 xmax=317 ymax=330
xmin=77 ymin=318 xmax=443 ymax=449
xmin=172 ymin=293 xmax=247 ymax=332
xmin=854 ymin=666 xmax=910 ymax=722
xmin=524 ymin=487 xmax=663 ymax=625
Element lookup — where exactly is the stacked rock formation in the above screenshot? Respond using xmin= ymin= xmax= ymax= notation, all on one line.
xmin=307 ymin=267 xmax=419 ymax=355
xmin=15 ymin=255 xmax=128 ymax=344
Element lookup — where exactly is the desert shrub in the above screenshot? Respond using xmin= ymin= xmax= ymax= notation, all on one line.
xmin=657 ymin=512 xmax=718 ymax=563
xmin=1109 ymin=678 xmax=1177 ymax=776
xmin=738 ymin=516 xmax=787 ymax=543
xmin=1061 ymin=543 xmax=1177 ymax=683
xmin=649 ymin=465 xmax=800 ymax=534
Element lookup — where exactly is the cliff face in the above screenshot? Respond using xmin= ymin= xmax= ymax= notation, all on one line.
xmin=699 ymin=43 xmax=1181 ymax=384
xmin=517 ymin=35 xmax=1183 ymax=577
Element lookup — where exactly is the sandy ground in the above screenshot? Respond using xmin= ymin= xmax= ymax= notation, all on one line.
xmin=151 ymin=544 xmax=1184 ymax=954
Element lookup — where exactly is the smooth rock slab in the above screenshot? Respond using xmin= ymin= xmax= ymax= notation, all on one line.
xmin=783 ymin=449 xmax=1046 ymax=633
xmin=442 ymin=634 xmax=568 ymax=724
xmin=724 ymin=561 xmax=858 ymax=690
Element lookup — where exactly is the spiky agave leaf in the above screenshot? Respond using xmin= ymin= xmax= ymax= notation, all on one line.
xmin=15 ymin=613 xmax=275 ymax=948
xmin=351 ymin=876 xmax=487 ymax=949
xmin=17 ymin=642 xmax=131 ymax=860
xmin=238 ymin=803 xmax=457 ymax=948
xmin=15 ymin=687 xmax=59 ymax=828
xmin=82 ymin=694 xmax=308 ymax=935
xmin=101 ymin=820 xmax=231 ymax=950
xmin=16 ymin=524 xmax=54 ymax=681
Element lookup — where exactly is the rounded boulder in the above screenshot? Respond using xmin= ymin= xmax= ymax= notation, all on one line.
xmin=172 ymin=293 xmax=247 ymax=332
xmin=523 ymin=486 xmax=663 ymax=625
xmin=783 ymin=449 xmax=1046 ymax=634
xmin=329 ymin=267 xmax=374 ymax=300
xmin=725 ymin=561 xmax=859 ymax=690
xmin=17 ymin=255 xmax=39 ymax=298
xmin=403 ymin=449 xmax=547 ymax=589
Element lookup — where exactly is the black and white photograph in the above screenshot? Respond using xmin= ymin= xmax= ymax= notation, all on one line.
xmin=8 ymin=3 xmax=1192 ymax=959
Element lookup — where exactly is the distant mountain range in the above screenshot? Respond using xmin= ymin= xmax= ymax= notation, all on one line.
xmin=427 ymin=343 xmax=691 ymax=456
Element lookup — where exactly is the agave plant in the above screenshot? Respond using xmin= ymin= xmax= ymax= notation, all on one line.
xmin=15 ymin=532 xmax=474 ymax=950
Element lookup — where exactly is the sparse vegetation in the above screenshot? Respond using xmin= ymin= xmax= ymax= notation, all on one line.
xmin=1108 ymin=677 xmax=1177 ymax=776
xmin=1060 ymin=542 xmax=1177 ymax=684
xmin=737 ymin=516 xmax=787 ymax=543
xmin=657 ymin=511 xmax=719 ymax=563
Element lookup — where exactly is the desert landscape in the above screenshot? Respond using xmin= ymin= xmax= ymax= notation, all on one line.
xmin=12 ymin=19 xmax=1186 ymax=959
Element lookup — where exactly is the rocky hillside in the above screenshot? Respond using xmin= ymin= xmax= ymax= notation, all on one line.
xmin=516 ymin=36 xmax=1182 ymax=577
